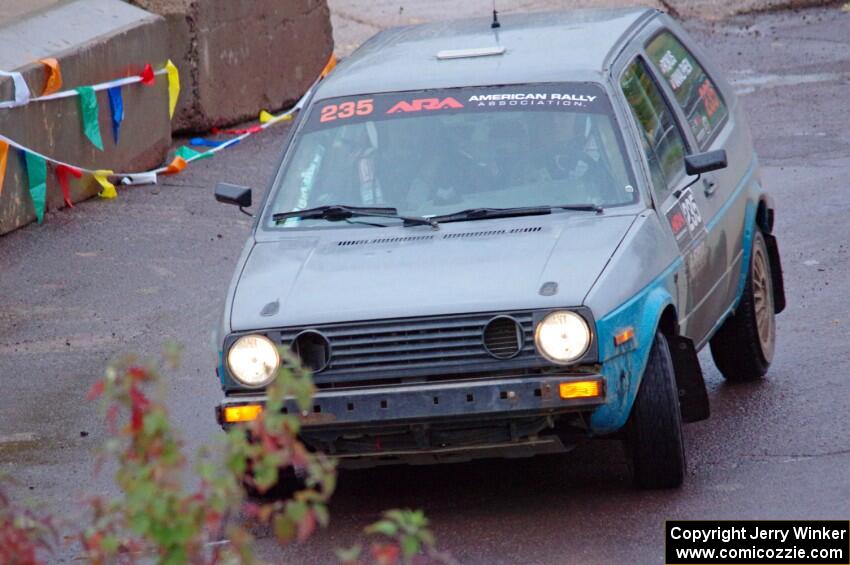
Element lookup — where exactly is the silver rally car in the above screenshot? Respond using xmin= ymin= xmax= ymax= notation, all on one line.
xmin=213 ymin=8 xmax=785 ymax=489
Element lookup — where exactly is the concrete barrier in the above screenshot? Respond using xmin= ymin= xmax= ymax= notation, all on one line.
xmin=0 ymin=0 xmax=172 ymax=235
xmin=130 ymin=0 xmax=334 ymax=132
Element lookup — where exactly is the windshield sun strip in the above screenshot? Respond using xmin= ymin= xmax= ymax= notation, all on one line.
xmin=263 ymin=82 xmax=640 ymax=231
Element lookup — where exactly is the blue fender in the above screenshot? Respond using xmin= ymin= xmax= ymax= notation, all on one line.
xmin=589 ymin=260 xmax=680 ymax=434
xmin=733 ymin=200 xmax=757 ymax=310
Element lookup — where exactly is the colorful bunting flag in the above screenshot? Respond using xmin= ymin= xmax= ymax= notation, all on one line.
xmin=94 ymin=170 xmax=117 ymax=199
xmin=189 ymin=137 xmax=229 ymax=148
xmin=0 ymin=69 xmax=31 ymax=108
xmin=55 ymin=164 xmax=82 ymax=207
xmin=39 ymin=58 xmax=63 ymax=95
xmin=140 ymin=63 xmax=155 ymax=86
xmin=259 ymin=110 xmax=275 ymax=124
xmin=75 ymin=86 xmax=104 ymax=151
xmin=165 ymin=60 xmax=180 ymax=118
xmin=211 ymin=125 xmax=262 ymax=135
xmin=0 ymin=53 xmax=337 ymax=227
xmin=107 ymin=86 xmax=124 ymax=144
xmin=0 ymin=141 xmax=8 ymax=196
xmin=163 ymin=157 xmax=187 ymax=175
xmin=175 ymin=146 xmax=212 ymax=161
xmin=259 ymin=110 xmax=293 ymax=125
xmin=24 ymin=152 xmax=48 ymax=224
xmin=320 ymin=54 xmax=338 ymax=78
xmin=120 ymin=172 xmax=157 ymax=186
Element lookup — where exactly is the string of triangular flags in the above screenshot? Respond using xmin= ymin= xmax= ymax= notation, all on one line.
xmin=0 ymin=54 xmax=337 ymax=225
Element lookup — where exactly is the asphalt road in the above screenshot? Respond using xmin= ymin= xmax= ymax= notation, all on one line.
xmin=1 ymin=6 xmax=849 ymax=564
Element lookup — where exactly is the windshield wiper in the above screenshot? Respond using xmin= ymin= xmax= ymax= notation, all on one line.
xmin=272 ymin=205 xmax=438 ymax=228
xmin=430 ymin=204 xmax=602 ymax=224
xmin=552 ymin=204 xmax=604 ymax=214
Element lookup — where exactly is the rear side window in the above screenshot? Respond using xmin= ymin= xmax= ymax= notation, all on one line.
xmin=646 ymin=31 xmax=728 ymax=149
xmin=621 ymin=58 xmax=687 ymax=203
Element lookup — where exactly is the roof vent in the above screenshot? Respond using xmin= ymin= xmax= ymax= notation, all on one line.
xmin=437 ymin=47 xmax=506 ymax=60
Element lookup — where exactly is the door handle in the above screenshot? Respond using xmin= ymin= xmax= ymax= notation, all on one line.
xmin=703 ymin=178 xmax=717 ymax=198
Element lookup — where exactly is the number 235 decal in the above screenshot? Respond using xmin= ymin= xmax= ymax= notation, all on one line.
xmin=320 ymin=99 xmax=374 ymax=123
xmin=680 ymin=191 xmax=703 ymax=232
xmin=666 ymin=188 xmax=704 ymax=250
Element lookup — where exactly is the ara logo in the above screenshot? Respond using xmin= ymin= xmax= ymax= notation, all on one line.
xmin=386 ymin=97 xmax=464 ymax=113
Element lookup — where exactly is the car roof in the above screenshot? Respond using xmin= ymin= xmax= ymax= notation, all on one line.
xmin=315 ymin=8 xmax=657 ymax=100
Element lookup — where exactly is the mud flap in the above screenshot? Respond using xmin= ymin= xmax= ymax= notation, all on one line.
xmin=763 ymin=232 xmax=786 ymax=314
xmin=666 ymin=335 xmax=710 ymax=423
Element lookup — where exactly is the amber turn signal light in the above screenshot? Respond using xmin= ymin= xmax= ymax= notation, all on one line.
xmin=614 ymin=327 xmax=635 ymax=346
xmin=559 ymin=380 xmax=602 ymax=400
xmin=223 ymin=404 xmax=263 ymax=423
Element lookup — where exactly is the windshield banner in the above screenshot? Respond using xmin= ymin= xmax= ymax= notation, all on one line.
xmin=304 ymin=83 xmax=612 ymax=132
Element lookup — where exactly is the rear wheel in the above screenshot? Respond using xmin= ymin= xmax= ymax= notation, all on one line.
xmin=710 ymin=230 xmax=776 ymax=382
xmin=626 ymin=332 xmax=686 ymax=489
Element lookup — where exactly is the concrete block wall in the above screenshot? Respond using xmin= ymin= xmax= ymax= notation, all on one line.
xmin=0 ymin=0 xmax=334 ymax=234
xmin=130 ymin=0 xmax=335 ymax=132
xmin=0 ymin=0 xmax=172 ymax=235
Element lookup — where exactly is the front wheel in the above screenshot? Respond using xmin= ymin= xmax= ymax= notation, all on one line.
xmin=710 ymin=230 xmax=776 ymax=382
xmin=626 ymin=332 xmax=686 ymax=489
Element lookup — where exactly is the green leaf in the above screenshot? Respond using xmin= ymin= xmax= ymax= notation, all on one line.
xmin=419 ymin=529 xmax=435 ymax=547
xmin=286 ymin=500 xmax=308 ymax=523
xmin=273 ymin=514 xmax=296 ymax=544
xmin=400 ymin=534 xmax=420 ymax=558
xmin=130 ymin=513 xmax=152 ymax=535
xmin=313 ymin=504 xmax=330 ymax=527
xmin=252 ymin=460 xmax=278 ymax=491
xmin=334 ymin=545 xmax=362 ymax=563
xmin=365 ymin=519 xmax=398 ymax=537
xmin=100 ymin=534 xmax=120 ymax=553
xmin=384 ymin=509 xmax=407 ymax=524
xmin=408 ymin=509 xmax=428 ymax=528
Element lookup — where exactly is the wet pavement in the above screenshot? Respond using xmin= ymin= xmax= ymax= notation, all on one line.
xmin=1 ymin=5 xmax=849 ymax=564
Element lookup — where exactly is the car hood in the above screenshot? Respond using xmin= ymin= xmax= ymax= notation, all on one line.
xmin=231 ymin=214 xmax=637 ymax=330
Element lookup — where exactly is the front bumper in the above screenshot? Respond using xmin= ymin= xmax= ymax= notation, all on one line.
xmin=217 ymin=374 xmax=605 ymax=461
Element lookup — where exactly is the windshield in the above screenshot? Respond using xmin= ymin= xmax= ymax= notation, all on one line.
xmin=265 ymin=83 xmax=637 ymax=229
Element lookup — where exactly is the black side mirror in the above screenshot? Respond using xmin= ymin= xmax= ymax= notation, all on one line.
xmin=685 ymin=149 xmax=728 ymax=175
xmin=215 ymin=183 xmax=253 ymax=216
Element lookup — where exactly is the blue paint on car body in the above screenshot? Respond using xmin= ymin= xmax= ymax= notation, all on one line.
xmin=590 ymin=258 xmax=681 ymax=434
xmin=733 ymin=200 xmax=757 ymax=308
xmin=590 ymin=156 xmax=760 ymax=434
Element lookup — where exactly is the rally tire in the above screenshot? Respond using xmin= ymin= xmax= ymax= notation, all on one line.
xmin=710 ymin=230 xmax=775 ymax=382
xmin=626 ymin=332 xmax=686 ymax=489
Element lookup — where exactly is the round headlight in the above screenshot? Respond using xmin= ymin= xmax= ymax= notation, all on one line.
xmin=226 ymin=334 xmax=280 ymax=387
xmin=534 ymin=310 xmax=591 ymax=364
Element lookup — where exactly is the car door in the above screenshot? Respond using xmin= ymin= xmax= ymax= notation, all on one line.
xmin=619 ymin=56 xmax=710 ymax=343
xmin=643 ymin=28 xmax=747 ymax=345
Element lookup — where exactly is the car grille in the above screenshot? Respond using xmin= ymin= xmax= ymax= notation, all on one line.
xmin=263 ymin=311 xmax=548 ymax=388
xmin=483 ymin=316 xmax=524 ymax=359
